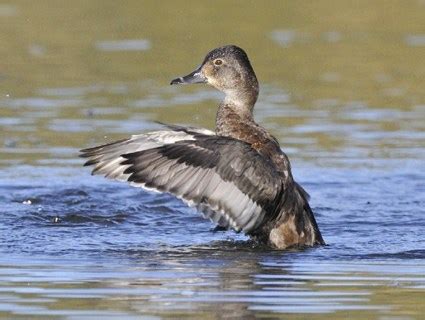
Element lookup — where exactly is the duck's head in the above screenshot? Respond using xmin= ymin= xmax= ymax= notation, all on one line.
xmin=171 ymin=45 xmax=259 ymax=108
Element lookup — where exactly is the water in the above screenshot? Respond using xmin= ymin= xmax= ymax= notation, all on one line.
xmin=1 ymin=1 xmax=425 ymax=319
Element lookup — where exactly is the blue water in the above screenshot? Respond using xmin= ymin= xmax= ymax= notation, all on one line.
xmin=2 ymin=162 xmax=424 ymax=260
xmin=1 ymin=158 xmax=424 ymax=318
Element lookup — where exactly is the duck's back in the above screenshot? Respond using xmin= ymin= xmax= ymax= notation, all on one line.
xmin=216 ymin=103 xmax=291 ymax=179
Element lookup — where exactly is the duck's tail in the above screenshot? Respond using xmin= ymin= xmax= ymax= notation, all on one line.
xmin=295 ymin=182 xmax=325 ymax=245
xmin=267 ymin=182 xmax=325 ymax=248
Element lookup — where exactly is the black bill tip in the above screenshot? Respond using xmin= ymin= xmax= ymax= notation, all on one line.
xmin=170 ymin=67 xmax=206 ymax=85
xmin=170 ymin=77 xmax=184 ymax=85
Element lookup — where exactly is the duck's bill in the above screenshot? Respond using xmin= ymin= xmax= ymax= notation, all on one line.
xmin=170 ymin=67 xmax=207 ymax=85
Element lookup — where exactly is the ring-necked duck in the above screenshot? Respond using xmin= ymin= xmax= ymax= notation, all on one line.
xmin=80 ymin=45 xmax=325 ymax=249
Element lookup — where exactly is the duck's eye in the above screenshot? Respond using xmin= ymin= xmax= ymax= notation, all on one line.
xmin=214 ymin=59 xmax=223 ymax=66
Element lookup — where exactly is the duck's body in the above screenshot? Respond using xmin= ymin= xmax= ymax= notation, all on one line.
xmin=81 ymin=45 xmax=324 ymax=249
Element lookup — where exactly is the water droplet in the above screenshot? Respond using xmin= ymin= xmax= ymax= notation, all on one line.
xmin=52 ymin=216 xmax=61 ymax=223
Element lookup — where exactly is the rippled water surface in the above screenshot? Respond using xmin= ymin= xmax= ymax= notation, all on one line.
xmin=1 ymin=1 xmax=425 ymax=319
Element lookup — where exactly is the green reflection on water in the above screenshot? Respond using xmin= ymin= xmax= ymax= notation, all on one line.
xmin=0 ymin=261 xmax=425 ymax=319
xmin=1 ymin=0 xmax=424 ymax=166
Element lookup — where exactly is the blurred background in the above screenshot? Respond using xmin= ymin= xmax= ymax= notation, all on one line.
xmin=1 ymin=0 xmax=424 ymax=167
xmin=1 ymin=1 xmax=425 ymax=319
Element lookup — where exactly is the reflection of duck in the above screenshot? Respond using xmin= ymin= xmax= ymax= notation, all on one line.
xmin=80 ymin=45 xmax=324 ymax=249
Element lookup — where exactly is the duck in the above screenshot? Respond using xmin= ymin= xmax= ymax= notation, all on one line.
xmin=80 ymin=45 xmax=325 ymax=249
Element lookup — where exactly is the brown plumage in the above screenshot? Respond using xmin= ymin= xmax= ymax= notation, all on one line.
xmin=80 ymin=45 xmax=325 ymax=249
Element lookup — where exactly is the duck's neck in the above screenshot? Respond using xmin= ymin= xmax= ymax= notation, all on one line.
xmin=223 ymin=84 xmax=258 ymax=111
xmin=215 ymin=89 xmax=259 ymax=138
xmin=215 ymin=72 xmax=259 ymax=137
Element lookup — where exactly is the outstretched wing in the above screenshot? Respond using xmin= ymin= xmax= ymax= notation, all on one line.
xmin=80 ymin=128 xmax=283 ymax=234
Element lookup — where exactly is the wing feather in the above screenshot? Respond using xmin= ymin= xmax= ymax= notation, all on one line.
xmin=80 ymin=128 xmax=282 ymax=234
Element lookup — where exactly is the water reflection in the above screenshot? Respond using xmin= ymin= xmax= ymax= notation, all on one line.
xmin=269 ymin=29 xmax=298 ymax=48
xmin=2 ymin=82 xmax=424 ymax=167
xmin=0 ymin=4 xmax=18 ymax=17
xmin=405 ymin=34 xmax=425 ymax=47
xmin=1 ymin=252 xmax=425 ymax=318
xmin=95 ymin=39 xmax=151 ymax=52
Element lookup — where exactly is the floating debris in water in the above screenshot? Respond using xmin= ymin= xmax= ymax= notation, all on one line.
xmin=22 ymin=199 xmax=32 ymax=205
xmin=95 ymin=39 xmax=151 ymax=52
